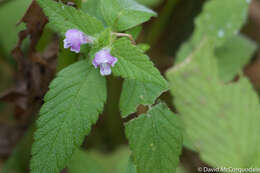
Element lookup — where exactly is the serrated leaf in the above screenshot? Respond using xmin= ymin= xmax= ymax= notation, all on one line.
xmin=37 ymin=0 xmax=104 ymax=35
xmin=111 ymin=38 xmax=168 ymax=87
xmin=176 ymin=0 xmax=249 ymax=63
xmin=100 ymin=0 xmax=156 ymax=31
xmin=68 ymin=149 xmax=105 ymax=173
xmin=30 ymin=60 xmax=107 ymax=173
xmin=120 ymin=79 xmax=167 ymax=117
xmin=215 ymin=35 xmax=257 ymax=82
xmin=125 ymin=103 xmax=183 ymax=173
xmin=167 ymin=38 xmax=260 ymax=168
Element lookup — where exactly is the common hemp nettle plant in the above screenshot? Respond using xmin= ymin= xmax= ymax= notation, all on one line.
xmin=28 ymin=0 xmax=260 ymax=173
xmin=30 ymin=0 xmax=181 ymax=173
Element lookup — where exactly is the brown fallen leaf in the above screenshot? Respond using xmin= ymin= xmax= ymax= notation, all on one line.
xmin=0 ymin=0 xmax=60 ymax=159
xmin=0 ymin=0 xmax=58 ymax=120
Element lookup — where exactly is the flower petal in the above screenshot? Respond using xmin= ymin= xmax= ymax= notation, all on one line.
xmin=64 ymin=29 xmax=91 ymax=53
xmin=100 ymin=63 xmax=112 ymax=76
xmin=110 ymin=57 xmax=118 ymax=67
xmin=94 ymin=48 xmax=118 ymax=65
xmin=94 ymin=49 xmax=111 ymax=65
xmin=63 ymin=39 xmax=71 ymax=49
xmin=92 ymin=59 xmax=98 ymax=68
xmin=70 ymin=47 xmax=80 ymax=53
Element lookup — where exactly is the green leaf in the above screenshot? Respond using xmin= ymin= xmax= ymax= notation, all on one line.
xmin=68 ymin=147 xmax=133 ymax=173
xmin=167 ymin=38 xmax=260 ymax=168
xmin=30 ymin=60 xmax=107 ymax=173
xmin=100 ymin=0 xmax=156 ymax=31
xmin=0 ymin=0 xmax=31 ymax=56
xmin=176 ymin=35 xmax=257 ymax=82
xmin=182 ymin=132 xmax=196 ymax=152
xmin=2 ymin=126 xmax=34 ymax=173
xmin=125 ymin=103 xmax=183 ymax=173
xmin=88 ymin=147 xmax=131 ymax=173
xmin=176 ymin=165 xmax=188 ymax=173
xmin=215 ymin=35 xmax=257 ymax=82
xmin=37 ymin=0 xmax=104 ymax=35
xmin=136 ymin=43 xmax=150 ymax=53
xmin=74 ymin=0 xmax=82 ymax=8
xmin=125 ymin=156 xmax=137 ymax=173
xmin=120 ymin=79 xmax=167 ymax=117
xmin=115 ymin=153 xmax=133 ymax=173
xmin=89 ymin=28 xmax=112 ymax=61
xmin=126 ymin=26 xmax=142 ymax=40
xmin=81 ymin=0 xmax=104 ymax=22
xmin=176 ymin=0 xmax=249 ymax=63
xmin=36 ymin=25 xmax=54 ymax=52
xmin=175 ymin=39 xmax=194 ymax=63
xmin=67 ymin=149 xmax=105 ymax=173
xmin=135 ymin=0 xmax=162 ymax=7
xmin=57 ymin=40 xmax=77 ymax=71
xmin=194 ymin=0 xmax=249 ymax=45
xmin=111 ymin=38 xmax=168 ymax=87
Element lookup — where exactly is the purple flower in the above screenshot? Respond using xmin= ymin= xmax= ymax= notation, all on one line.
xmin=92 ymin=49 xmax=118 ymax=76
xmin=63 ymin=29 xmax=93 ymax=53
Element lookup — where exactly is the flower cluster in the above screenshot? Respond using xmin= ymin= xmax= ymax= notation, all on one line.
xmin=92 ymin=49 xmax=118 ymax=76
xmin=64 ymin=29 xmax=118 ymax=76
xmin=63 ymin=29 xmax=93 ymax=53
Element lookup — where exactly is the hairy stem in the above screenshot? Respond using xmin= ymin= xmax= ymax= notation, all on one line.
xmin=112 ymin=32 xmax=136 ymax=45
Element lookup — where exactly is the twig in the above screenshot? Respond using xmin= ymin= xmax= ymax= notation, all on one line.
xmin=112 ymin=32 xmax=136 ymax=45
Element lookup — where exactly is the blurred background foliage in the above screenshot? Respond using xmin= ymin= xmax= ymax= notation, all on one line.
xmin=0 ymin=0 xmax=260 ymax=172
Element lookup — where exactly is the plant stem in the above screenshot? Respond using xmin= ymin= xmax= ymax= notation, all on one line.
xmin=146 ymin=0 xmax=179 ymax=47
xmin=112 ymin=32 xmax=136 ymax=45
